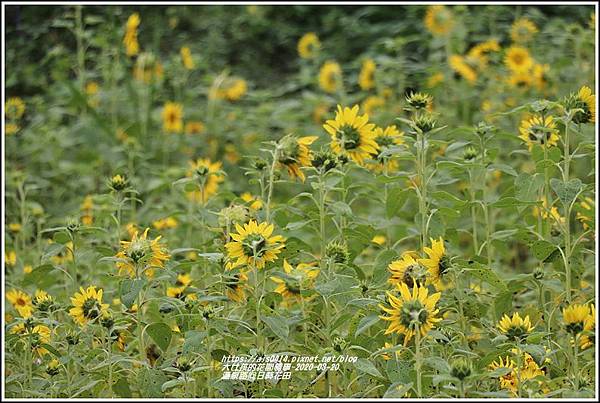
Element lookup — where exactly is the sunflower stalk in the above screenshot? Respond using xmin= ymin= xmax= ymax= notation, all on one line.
xmin=414 ymin=324 xmax=423 ymax=397
xmin=265 ymin=146 xmax=280 ymax=223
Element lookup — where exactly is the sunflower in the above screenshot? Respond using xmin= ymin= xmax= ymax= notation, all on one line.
xmin=225 ymin=220 xmax=286 ymax=270
xmin=222 ymin=78 xmax=248 ymax=101
xmin=6 ymin=250 xmax=17 ymax=266
xmin=507 ymin=71 xmax=533 ymax=89
xmin=358 ymin=59 xmax=376 ymax=90
xmin=381 ymin=342 xmax=401 ymax=360
xmin=379 ymin=282 xmax=442 ymax=346
xmin=388 ymin=251 xmax=429 ymax=288
xmin=448 ymin=55 xmax=477 ymax=84
xmin=424 ymin=5 xmax=454 ymax=36
xmin=186 ymin=158 xmax=224 ymax=203
xmin=162 ymin=102 xmax=183 ymax=133
xmin=497 ymin=312 xmax=535 ymax=340
xmin=366 ymin=125 xmax=405 ymax=173
xmin=152 ymin=217 xmax=178 ymax=230
xmin=133 ymin=52 xmax=163 ymax=83
xmin=10 ymin=323 xmax=51 ymax=356
xmin=576 ymin=196 xmax=595 ymax=230
xmin=418 ymin=237 xmax=451 ymax=290
xmin=180 ymin=46 xmax=195 ymax=70
xmin=532 ymin=197 xmax=565 ymax=225
xmin=518 ymin=114 xmax=559 ymax=151
xmin=362 ymin=95 xmax=385 ymax=116
xmin=277 ymin=135 xmax=318 ymax=182
xmin=564 ymin=86 xmax=596 ymax=124
xmin=323 ymin=104 xmax=379 ymax=165
xmin=579 ymin=304 xmax=595 ymax=350
xmin=510 ymin=17 xmax=538 ymax=43
xmin=6 ymin=97 xmax=26 ymax=119
xmin=115 ymin=228 xmax=170 ymax=278
xmin=504 ymin=46 xmax=534 ymax=73
xmin=318 ymin=61 xmax=342 ymax=93
xmin=33 ymin=290 xmax=55 ymax=312
xmin=185 ymin=121 xmax=204 ymax=135
xmin=297 ymin=32 xmax=321 ymax=59
xmin=123 ymin=13 xmax=140 ymax=57
xmin=69 ymin=286 xmax=109 ymax=326
xmin=5 ymin=123 xmax=19 ymax=135
xmin=270 ymin=260 xmax=320 ymax=306
xmin=241 ymin=193 xmax=263 ymax=211
xmin=426 ymin=72 xmax=445 ymax=88
xmin=224 ymin=270 xmax=249 ymax=303
xmin=489 ymin=352 xmax=545 ymax=396
xmin=532 ymin=64 xmax=550 ymax=91
xmin=371 ymin=235 xmax=386 ymax=246
xmin=80 ymin=195 xmax=94 ymax=225
xmin=6 ymin=289 xmax=33 ymax=318
xmin=563 ymin=303 xmax=590 ymax=335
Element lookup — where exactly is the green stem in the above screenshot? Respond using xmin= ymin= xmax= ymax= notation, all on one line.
xmin=265 ymin=148 xmax=279 ymax=223
xmin=415 ymin=325 xmax=422 ymax=398
xmin=206 ymin=320 xmax=212 ymax=398
xmin=107 ymin=330 xmax=113 ymax=397
xmin=75 ymin=6 xmax=86 ymax=97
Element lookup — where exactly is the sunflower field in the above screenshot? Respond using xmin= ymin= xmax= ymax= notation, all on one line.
xmin=3 ymin=3 xmax=597 ymax=399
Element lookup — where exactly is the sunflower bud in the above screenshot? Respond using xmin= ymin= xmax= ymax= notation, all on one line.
xmin=463 ymin=146 xmax=478 ymax=161
xmin=474 ymin=121 xmax=494 ymax=138
xmin=253 ymin=158 xmax=267 ymax=170
xmin=533 ymin=267 xmax=544 ymax=280
xmin=413 ymin=114 xmax=437 ymax=134
xmin=201 ymin=304 xmax=215 ymax=320
xmin=66 ymin=219 xmax=80 ymax=234
xmin=45 ymin=359 xmax=60 ymax=377
xmin=109 ymin=174 xmax=129 ymax=192
xmin=311 ymin=149 xmax=339 ymax=173
xmin=174 ymin=355 xmax=193 ymax=372
xmin=218 ymin=205 xmax=249 ymax=227
xmin=333 ymin=336 xmax=348 ymax=352
xmin=405 ymin=92 xmax=433 ymax=111
xmin=325 ymin=240 xmax=350 ymax=264
xmin=66 ymin=331 xmax=80 ymax=345
xmin=450 ymin=357 xmax=472 ymax=380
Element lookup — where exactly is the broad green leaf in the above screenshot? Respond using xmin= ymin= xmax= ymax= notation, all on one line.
xmin=119 ymin=279 xmax=146 ymax=309
xmin=550 ymin=178 xmax=583 ymax=206
xmin=261 ymin=315 xmax=289 ymax=340
xmin=137 ymin=367 xmax=168 ymax=398
xmin=531 ymin=240 xmax=559 ymax=262
xmin=112 ymin=377 xmax=132 ymax=398
xmin=354 ymin=358 xmax=383 ymax=378
xmin=386 ymin=187 xmax=410 ymax=218
xmin=146 ymin=322 xmax=172 ymax=351
xmin=355 ymin=314 xmax=380 ymax=337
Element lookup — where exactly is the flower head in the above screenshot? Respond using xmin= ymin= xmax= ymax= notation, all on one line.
xmin=10 ymin=323 xmax=51 ymax=356
xmin=277 ymin=135 xmax=318 ymax=182
xmin=298 ymin=32 xmax=320 ymax=59
xmin=563 ymin=86 xmax=596 ymax=124
xmin=497 ymin=312 xmax=535 ymax=340
xmin=186 ymin=158 xmax=224 ymax=203
xmin=6 ymin=97 xmax=26 ymax=119
xmin=505 ymin=46 xmax=534 ymax=73
xmin=379 ymin=283 xmax=442 ymax=346
xmin=224 ymin=270 xmax=249 ymax=303
xmin=319 ymin=61 xmax=342 ymax=93
xmin=180 ymin=46 xmax=195 ymax=70
xmin=7 ymin=289 xmax=33 ymax=318
xmin=162 ymin=102 xmax=183 ymax=133
xmin=123 ymin=13 xmax=140 ymax=56
xmin=69 ymin=286 xmax=109 ymax=326
xmin=511 ymin=18 xmax=538 ymax=43
xmin=418 ymin=237 xmax=451 ymax=290
xmin=563 ymin=303 xmax=590 ymax=335
xmin=225 ymin=220 xmax=286 ymax=270
xmin=388 ymin=251 xmax=429 ymax=288
xmin=115 ymin=228 xmax=170 ymax=278
xmin=518 ymin=115 xmax=559 ymax=151
xmin=323 ymin=105 xmax=378 ymax=165
xmin=424 ymin=5 xmax=454 ymax=36
xmin=270 ymin=259 xmax=319 ymax=306
xmin=358 ymin=59 xmax=376 ymax=91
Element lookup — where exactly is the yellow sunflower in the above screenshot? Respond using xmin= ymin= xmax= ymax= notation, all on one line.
xmin=123 ymin=13 xmax=140 ymax=57
xmin=6 ymin=289 xmax=33 ymax=318
xmin=115 ymin=228 xmax=170 ymax=278
xmin=277 ymin=135 xmax=318 ymax=182
xmin=297 ymin=32 xmax=321 ymax=59
xmin=510 ymin=17 xmax=538 ymax=43
xmin=388 ymin=251 xmax=429 ymax=288
xmin=532 ymin=64 xmax=550 ymax=91
xmin=318 ymin=61 xmax=342 ymax=93
xmin=162 ymin=102 xmax=183 ymax=133
xmin=166 ymin=274 xmax=192 ymax=300
xmin=241 ymin=193 xmax=263 ymax=211
xmin=418 ymin=237 xmax=451 ymax=290
xmin=358 ymin=59 xmax=376 ymax=91
xmin=518 ymin=114 xmax=559 ymax=151
xmin=33 ymin=290 xmax=54 ymax=311
xmin=424 ymin=5 xmax=454 ymax=36
xmin=225 ymin=270 xmax=249 ymax=303
xmin=69 ymin=286 xmax=110 ymax=326
xmin=225 ymin=220 xmax=286 ymax=270
xmin=563 ymin=303 xmax=590 ymax=335
xmin=579 ymin=304 xmax=595 ymax=350
xmin=10 ymin=323 xmax=51 ymax=356
xmin=426 ymin=72 xmax=445 ymax=88
xmin=270 ymin=259 xmax=320 ymax=306
xmin=6 ymin=97 xmax=26 ymax=119
xmin=497 ymin=312 xmax=535 ymax=340
xmin=381 ymin=342 xmax=401 ymax=360
xmin=504 ymin=46 xmax=534 ymax=73
xmin=532 ymin=197 xmax=565 ymax=226
xmin=323 ymin=104 xmax=379 ymax=165
xmin=367 ymin=125 xmax=405 ymax=173
xmin=489 ymin=351 xmax=545 ymax=396
xmin=6 ymin=250 xmax=17 ymax=266
xmin=180 ymin=46 xmax=195 ymax=70
xmin=576 ymin=196 xmax=594 ymax=230
xmin=448 ymin=55 xmax=477 ymax=84
xmin=223 ymin=78 xmax=248 ymax=101
xmin=379 ymin=282 xmax=442 ymax=346
xmin=362 ymin=95 xmax=385 ymax=116
xmin=186 ymin=158 xmax=224 ymax=203
xmin=565 ymin=86 xmax=596 ymax=124
xmin=152 ymin=217 xmax=178 ymax=230
xmin=185 ymin=121 xmax=205 ymax=135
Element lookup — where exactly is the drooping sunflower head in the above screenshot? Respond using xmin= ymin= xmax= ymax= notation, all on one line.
xmin=510 ymin=17 xmax=538 ymax=42
xmin=325 ymin=239 xmax=350 ymax=264
xmin=311 ymin=149 xmax=341 ymax=173
xmin=489 ymin=355 xmax=518 ymax=394
xmin=424 ymin=5 xmax=454 ymax=36
xmin=6 ymin=289 xmax=33 ymax=318
xmin=379 ymin=282 xmax=442 ymax=346
xmin=323 ymin=105 xmax=379 ymax=165
xmin=271 ymin=260 xmax=320 ymax=305
xmin=358 ymin=59 xmax=376 ymax=91
xmin=225 ymin=220 xmax=286 ymax=270
xmin=518 ymin=114 xmax=559 ymax=151
xmin=277 ymin=135 xmax=318 ymax=182
xmin=388 ymin=251 xmax=429 ymax=288
xmin=69 ymin=286 xmax=109 ymax=326
xmin=224 ymin=270 xmax=249 ymax=303
xmin=504 ymin=46 xmax=534 ymax=73
xmin=115 ymin=228 xmax=170 ymax=278
xmin=418 ymin=237 xmax=451 ymax=290
xmin=450 ymin=357 xmax=473 ymax=381
xmin=180 ymin=46 xmax=195 ymax=70
xmin=449 ymin=55 xmax=478 ymax=84
xmin=497 ymin=312 xmax=535 ymax=340
xmin=563 ymin=303 xmax=591 ymax=335
xmin=297 ymin=32 xmax=321 ymax=59
xmin=580 ymin=304 xmax=595 ymax=350
xmin=563 ymin=86 xmax=596 ymax=124
xmin=318 ymin=61 xmax=342 ymax=93
xmin=186 ymin=158 xmax=224 ymax=203
xmin=10 ymin=323 xmax=51 ymax=356
xmin=33 ymin=290 xmax=55 ymax=313
xmin=367 ymin=125 xmax=405 ymax=173
xmin=162 ymin=102 xmax=184 ymax=133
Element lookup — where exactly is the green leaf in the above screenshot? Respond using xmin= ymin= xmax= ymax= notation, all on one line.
xmin=355 ymin=314 xmax=380 ymax=337
xmin=491 ymin=197 xmax=538 ymax=208
xmin=22 ymin=264 xmax=56 ymax=287
xmin=355 ymin=358 xmax=383 ymax=378
xmin=161 ymin=379 xmax=185 ymax=392
xmin=182 ymin=330 xmax=206 ymax=354
xmin=464 ymin=262 xmax=507 ymax=291
xmin=372 ymin=249 xmax=398 ymax=286
xmin=515 ymin=173 xmax=544 ymax=202
xmin=386 ymin=187 xmax=409 ymax=218
xmin=146 ymin=322 xmax=172 ymax=351
xmin=112 ymin=377 xmax=132 ymax=398
xmin=119 ymin=279 xmax=146 ymax=309
xmin=550 ymin=178 xmax=583 ymax=206
xmin=137 ymin=367 xmax=168 ymax=398
xmin=488 ymin=163 xmax=517 ymax=177
xmin=531 ymin=240 xmax=559 ymax=262
xmin=494 ymin=290 xmax=513 ymax=319
xmin=383 ymin=382 xmax=413 ymax=398
xmin=261 ymin=315 xmax=289 ymax=341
